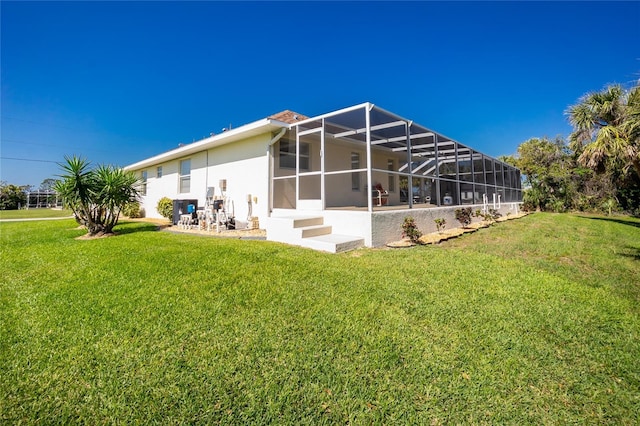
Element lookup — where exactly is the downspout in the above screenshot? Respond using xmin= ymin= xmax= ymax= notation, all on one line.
xmin=267 ymin=127 xmax=288 ymax=217
xmin=269 ymin=127 xmax=287 ymax=147
xmin=205 ymin=149 xmax=209 ymax=201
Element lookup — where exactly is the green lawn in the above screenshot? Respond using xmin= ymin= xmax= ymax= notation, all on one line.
xmin=0 ymin=208 xmax=72 ymax=220
xmin=1 ymin=213 xmax=638 ymax=424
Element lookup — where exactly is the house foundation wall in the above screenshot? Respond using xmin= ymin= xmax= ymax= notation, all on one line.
xmin=370 ymin=203 xmax=522 ymax=247
xmin=321 ymin=210 xmax=373 ymax=247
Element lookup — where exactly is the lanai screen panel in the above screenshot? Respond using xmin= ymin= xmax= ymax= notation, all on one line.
xmin=408 ymin=123 xmax=437 ymax=178
xmin=273 ymin=128 xmax=298 ymax=209
xmin=274 ymin=103 xmax=522 ymax=211
xmin=458 ymin=145 xmax=472 ymax=182
xmin=324 ymin=106 xmax=367 ymax=174
xmin=368 ymin=107 xmax=409 ymax=206
xmin=323 ymin=106 xmax=369 ymax=207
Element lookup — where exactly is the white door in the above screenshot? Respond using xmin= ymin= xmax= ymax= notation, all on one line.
xmin=296 ymin=126 xmax=323 ymax=211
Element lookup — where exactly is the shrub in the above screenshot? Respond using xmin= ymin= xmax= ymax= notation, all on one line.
xmin=601 ymin=198 xmax=619 ymax=216
xmin=488 ymin=208 xmax=502 ymax=220
xmin=122 ymin=201 xmax=143 ymax=218
xmin=549 ymin=198 xmax=566 ymax=213
xmin=157 ymin=197 xmax=173 ymax=220
xmin=454 ymin=207 xmax=473 ymax=228
xmin=434 ymin=218 xmax=446 ymax=233
xmin=402 ymin=216 xmax=422 ymax=243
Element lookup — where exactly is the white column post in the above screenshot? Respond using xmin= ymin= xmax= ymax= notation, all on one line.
xmin=321 ymin=118 xmax=326 ymax=210
xmin=406 ymin=121 xmax=413 ymax=208
xmin=366 ymin=104 xmax=373 ymax=213
xmin=295 ymin=126 xmax=300 ymax=206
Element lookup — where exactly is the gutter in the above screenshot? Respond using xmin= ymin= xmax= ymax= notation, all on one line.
xmin=124 ymin=118 xmax=289 ymax=171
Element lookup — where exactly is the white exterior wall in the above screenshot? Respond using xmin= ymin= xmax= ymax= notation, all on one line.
xmin=204 ymin=134 xmax=271 ymax=226
xmin=140 ymin=158 xmax=182 ymax=219
xmin=133 ymin=133 xmax=272 ymax=226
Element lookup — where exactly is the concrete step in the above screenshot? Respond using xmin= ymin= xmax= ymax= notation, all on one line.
xmin=298 ymin=234 xmax=365 ymax=253
xmin=300 ymin=224 xmax=332 ymax=238
xmin=266 ymin=215 xmax=363 ymax=253
xmin=266 ymin=216 xmax=323 ymax=243
xmin=293 ymin=216 xmax=324 ymax=228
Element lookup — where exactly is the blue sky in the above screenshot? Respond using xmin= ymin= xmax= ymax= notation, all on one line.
xmin=2 ymin=1 xmax=639 ymax=188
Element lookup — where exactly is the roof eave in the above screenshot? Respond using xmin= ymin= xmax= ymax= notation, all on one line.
xmin=124 ymin=118 xmax=289 ymax=171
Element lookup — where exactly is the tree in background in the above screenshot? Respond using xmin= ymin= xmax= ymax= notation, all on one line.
xmin=567 ymin=82 xmax=640 ymax=212
xmin=516 ymin=137 xmax=576 ymax=211
xmin=567 ymin=83 xmax=639 ymax=176
xmin=513 ymin=136 xmax=618 ymax=213
xmin=39 ymin=178 xmax=58 ymax=192
xmin=0 ymin=181 xmax=28 ymax=210
xmin=54 ymin=156 xmax=140 ymax=236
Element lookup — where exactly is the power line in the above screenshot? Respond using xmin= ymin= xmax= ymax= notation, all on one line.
xmin=0 ymin=156 xmax=59 ymax=164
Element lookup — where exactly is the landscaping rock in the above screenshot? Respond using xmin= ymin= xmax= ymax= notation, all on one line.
xmin=386 ymin=239 xmax=416 ymax=248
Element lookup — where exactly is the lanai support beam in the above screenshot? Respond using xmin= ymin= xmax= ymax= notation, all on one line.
xmin=366 ymin=104 xmax=373 ymax=213
xmin=406 ymin=121 xmax=413 ymax=209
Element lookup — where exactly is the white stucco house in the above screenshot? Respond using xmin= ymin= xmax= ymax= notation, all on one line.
xmin=125 ymin=103 xmax=522 ymax=252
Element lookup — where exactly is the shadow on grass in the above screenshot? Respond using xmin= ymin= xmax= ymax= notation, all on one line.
xmin=114 ymin=221 xmax=161 ymax=235
xmin=621 ymin=246 xmax=640 ymax=261
xmin=577 ymin=215 xmax=640 ymax=229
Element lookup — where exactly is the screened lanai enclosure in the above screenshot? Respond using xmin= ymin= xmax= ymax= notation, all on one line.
xmin=272 ymin=103 xmax=521 ymax=212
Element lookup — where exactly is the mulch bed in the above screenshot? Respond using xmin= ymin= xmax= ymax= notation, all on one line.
xmin=387 ymin=212 xmax=529 ymax=247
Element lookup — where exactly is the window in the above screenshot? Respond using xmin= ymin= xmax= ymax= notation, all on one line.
xmin=140 ymin=170 xmax=148 ymax=196
xmin=157 ymin=166 xmax=163 ymax=178
xmin=387 ymin=159 xmax=395 ymax=192
xmin=179 ymin=159 xmax=190 ymax=193
xmin=351 ymin=152 xmax=360 ymax=191
xmin=279 ymin=140 xmax=309 ymax=170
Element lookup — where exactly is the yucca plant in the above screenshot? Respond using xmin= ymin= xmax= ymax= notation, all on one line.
xmin=54 ymin=155 xmax=140 ymax=236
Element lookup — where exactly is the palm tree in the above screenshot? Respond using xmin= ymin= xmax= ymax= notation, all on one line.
xmin=567 ymin=82 xmax=640 ymax=178
xmin=54 ymin=156 xmax=140 ymax=236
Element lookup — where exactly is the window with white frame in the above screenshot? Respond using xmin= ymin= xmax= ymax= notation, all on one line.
xmin=279 ymin=139 xmax=309 ymax=170
xmin=140 ymin=170 xmax=148 ymax=195
xmin=157 ymin=166 xmax=163 ymax=178
xmin=179 ymin=159 xmax=190 ymax=193
xmin=351 ymin=152 xmax=360 ymax=191
xmin=387 ymin=159 xmax=395 ymax=192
